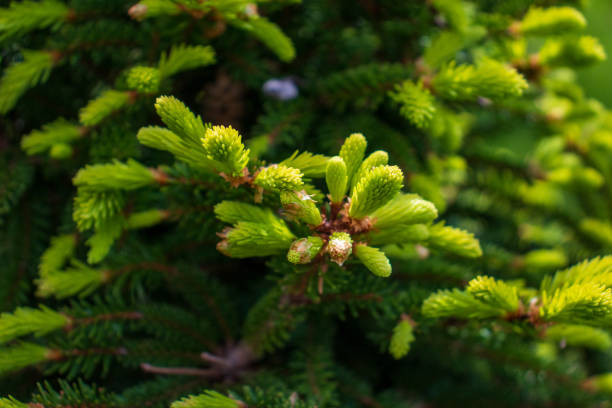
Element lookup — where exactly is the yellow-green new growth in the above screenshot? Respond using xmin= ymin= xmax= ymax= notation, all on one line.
xmin=79 ymin=90 xmax=132 ymax=126
xmin=422 ymin=288 xmax=507 ymax=319
xmin=541 ymin=256 xmax=612 ymax=292
xmin=351 ymin=150 xmax=389 ymax=191
xmin=389 ymin=80 xmax=436 ymax=129
xmin=214 ymin=201 xmax=278 ymax=225
xmin=339 ymin=133 xmax=367 ymax=187
xmin=0 ymin=1 xmax=70 ymax=43
xmin=280 ymin=190 xmax=322 ymax=226
xmin=518 ymin=6 xmax=586 ymax=37
xmin=287 ymin=236 xmax=324 ymax=264
xmin=21 ymin=118 xmax=82 ymax=156
xmin=49 ymin=143 xmax=72 ymax=159
xmin=325 ymin=156 xmax=348 ymax=203
xmin=585 ymin=372 xmax=612 ymax=395
xmin=127 ymin=66 xmax=161 ymax=93
xmin=349 ymin=165 xmax=404 ymax=219
xmin=125 ymin=209 xmax=168 ymax=230
xmin=154 ymin=96 xmax=207 ymax=147
xmin=201 ymin=125 xmax=250 ymax=177
xmin=354 ymin=244 xmax=391 ymax=277
xmin=523 ymin=249 xmax=568 ymax=271
xmin=39 ymin=233 xmax=76 ymax=277
xmin=540 ymin=282 xmax=612 ymax=325
xmin=432 ymin=59 xmax=527 ymax=102
xmin=545 ymin=324 xmax=612 ymax=350
xmin=389 ymin=319 xmax=415 ymax=359
xmin=328 ymin=232 xmax=353 ymax=266
xmin=0 ymin=396 xmax=28 ymax=408
xmin=0 ymin=49 xmax=55 ymax=114
xmin=217 ymin=221 xmax=296 ymax=259
xmin=73 ymin=159 xmax=157 ymax=191
xmin=0 ymin=342 xmax=54 ymax=376
xmin=365 ymin=223 xmax=429 ymax=246
xmin=36 ymin=260 xmax=108 ymax=299
xmin=466 ymin=276 xmax=519 ymax=312
xmin=426 ymin=222 xmax=482 ymax=258
xmin=254 ymin=165 xmax=304 ymax=193
xmin=0 ymin=306 xmax=70 ymax=344
xmin=370 ymin=193 xmax=438 ymax=230
xmin=171 ymin=390 xmax=241 ymax=408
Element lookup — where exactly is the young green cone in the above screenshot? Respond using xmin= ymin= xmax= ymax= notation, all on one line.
xmin=354 ymin=244 xmax=392 ymax=277
xmin=287 ymin=236 xmax=324 ymax=264
xmin=325 ymin=156 xmax=348 ymax=203
xmin=328 ymin=232 xmax=353 ymax=266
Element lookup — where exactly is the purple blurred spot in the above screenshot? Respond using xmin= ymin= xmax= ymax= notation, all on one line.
xmin=263 ymin=78 xmax=299 ymax=100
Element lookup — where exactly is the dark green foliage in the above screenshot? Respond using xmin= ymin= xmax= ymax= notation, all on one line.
xmin=2 ymin=0 xmax=612 ymax=407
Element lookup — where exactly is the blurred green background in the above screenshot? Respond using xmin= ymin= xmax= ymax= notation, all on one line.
xmin=578 ymin=0 xmax=612 ymax=106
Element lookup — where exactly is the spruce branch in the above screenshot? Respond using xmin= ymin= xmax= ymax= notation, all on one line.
xmin=21 ymin=119 xmax=84 ymax=156
xmin=137 ymin=126 xmax=213 ymax=172
xmin=280 ymin=151 xmax=330 ymax=178
xmin=353 ymin=244 xmax=391 ymax=277
xmin=126 ymin=66 xmax=161 ymax=93
xmin=154 ymin=96 xmax=208 ymax=149
xmin=158 ymin=44 xmax=216 ymax=79
xmin=432 ymin=59 xmax=528 ymax=102
xmin=79 ymin=90 xmax=136 ymax=126
xmin=36 ymin=260 xmax=109 ymax=299
xmin=214 ymin=201 xmax=279 ymax=225
xmin=348 ymin=165 xmax=404 ymax=219
xmin=201 ymin=125 xmax=250 ymax=177
xmin=73 ymin=159 xmax=158 ymax=191
xmin=426 ymin=222 xmax=482 ymax=258
xmin=73 ymin=189 xmax=124 ymax=231
xmin=0 ymin=306 xmax=71 ymax=344
xmin=0 ymin=0 xmax=71 ymax=43
xmin=253 ymin=165 xmax=304 ymax=193
xmin=39 ymin=234 xmax=77 ymax=278
xmin=325 ymin=156 xmax=348 ymax=204
xmin=513 ymin=6 xmax=586 ymax=37
xmin=339 ymin=133 xmax=367 ymax=188
xmin=369 ymin=193 xmax=438 ymax=230
xmin=0 ymin=50 xmax=56 ymax=114
xmin=0 ymin=397 xmax=27 ymax=408
xmin=466 ymin=276 xmax=520 ymax=312
xmin=351 ymin=150 xmax=389 ymax=191
xmin=544 ymin=324 xmax=612 ymax=350
xmin=280 ymin=190 xmax=322 ymax=226
xmin=541 ymin=256 xmax=612 ymax=292
xmin=230 ymin=17 xmax=295 ymax=62
xmin=171 ymin=390 xmax=244 ymax=408
xmin=389 ymin=317 xmax=415 ymax=359
xmin=422 ymin=288 xmax=508 ymax=319
xmin=539 ymin=36 xmax=606 ymax=68
xmin=389 ymin=80 xmax=436 ymax=129
xmin=0 ymin=342 xmax=56 ymax=375
xmin=539 ymin=282 xmax=612 ymax=325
